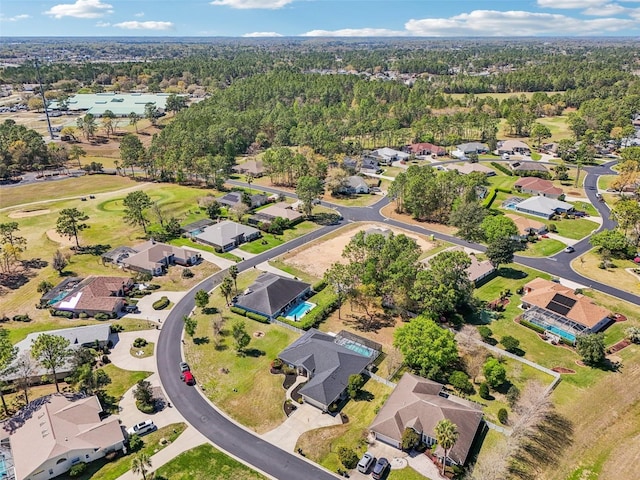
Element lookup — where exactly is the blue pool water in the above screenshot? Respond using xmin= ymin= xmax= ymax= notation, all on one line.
xmin=0 ymin=456 xmax=6 ymax=477
xmin=340 ymin=340 xmax=376 ymax=358
xmin=505 ymin=203 xmax=518 ymax=210
xmin=48 ymin=291 xmax=68 ymax=305
xmin=284 ymin=301 xmax=315 ymax=321
xmin=529 ymin=319 xmax=576 ymax=343
xmin=190 ymin=228 xmax=203 ymax=236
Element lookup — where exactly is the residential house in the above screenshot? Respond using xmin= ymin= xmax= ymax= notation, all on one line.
xmin=514 ymin=196 xmax=574 ymax=219
xmin=181 ymin=218 xmax=216 ymax=238
xmin=231 ymin=160 xmax=265 ymax=177
xmin=278 ymin=329 xmax=374 ymax=411
xmin=363 ymin=226 xmax=392 ymax=239
xmin=342 ymin=157 xmax=359 ymax=172
xmin=8 ymin=394 xmax=125 ymax=480
xmin=541 ymin=142 xmax=559 ymax=155
xmin=497 ymin=140 xmax=531 ymax=155
xmin=509 ymin=161 xmax=549 ymax=176
xmin=456 ymin=142 xmax=489 ymax=155
xmin=42 ymin=276 xmax=132 ymax=316
xmin=404 ymin=142 xmax=446 ymax=157
xmin=514 ymin=177 xmax=564 ymax=200
xmin=446 ymin=163 xmax=496 ymax=176
xmin=368 ymin=147 xmax=410 ymax=165
xmin=7 ymin=324 xmax=112 ymax=383
xmin=505 ymin=213 xmax=548 ymax=238
xmin=117 ymin=241 xmax=200 ymax=276
xmin=340 ymin=176 xmax=370 ymax=195
xmin=370 ymin=373 xmax=483 ymax=467
xmin=421 ymin=248 xmax=495 ymax=286
xmin=248 ymin=202 xmax=303 ymax=226
xmin=233 ymin=272 xmax=311 ymax=319
xmin=194 ymin=220 xmax=261 ymax=252
xmin=520 ymin=278 xmax=613 ymax=342
xmin=218 ymin=191 xmax=268 ymax=209
xmin=360 ymin=157 xmax=382 ymax=173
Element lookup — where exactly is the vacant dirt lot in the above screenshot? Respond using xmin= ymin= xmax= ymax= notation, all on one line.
xmin=281 ymin=222 xmax=436 ymax=279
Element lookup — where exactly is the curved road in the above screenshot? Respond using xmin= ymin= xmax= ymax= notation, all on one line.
xmin=160 ymin=162 xmax=637 ymax=480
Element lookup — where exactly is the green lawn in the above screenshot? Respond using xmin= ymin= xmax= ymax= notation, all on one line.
xmin=60 ymin=423 xmax=187 ymax=480
xmin=598 ymin=175 xmax=617 ymax=192
xmin=239 ymin=221 xmax=319 ymax=254
xmin=381 ymin=166 xmax=405 ymax=178
xmin=101 ymin=364 xmax=152 ymax=406
xmin=388 ymin=467 xmax=430 ymax=480
xmin=487 ymin=173 xmax=517 ymax=191
xmin=572 ymin=251 xmax=640 ymax=298
xmin=505 ymin=210 xmax=598 ymax=240
xmin=295 ymin=379 xmax=393 ymax=473
xmin=324 ymin=193 xmax=383 ymax=208
xmin=185 ymin=269 xmax=299 ymax=434
xmin=568 ymin=200 xmax=600 ymax=217
xmin=155 ymin=443 xmax=267 ymax=480
xmin=519 ymin=238 xmax=566 ymax=257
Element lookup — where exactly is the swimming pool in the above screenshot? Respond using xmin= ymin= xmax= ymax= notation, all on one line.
xmin=528 ymin=319 xmax=576 ymax=343
xmin=48 ymin=291 xmax=69 ymax=305
xmin=284 ymin=301 xmax=316 ymax=321
xmin=335 ymin=338 xmax=377 ymax=358
xmin=0 ymin=456 xmax=6 ymax=478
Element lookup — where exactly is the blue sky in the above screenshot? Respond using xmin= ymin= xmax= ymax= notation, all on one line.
xmin=1 ymin=0 xmax=639 ymax=37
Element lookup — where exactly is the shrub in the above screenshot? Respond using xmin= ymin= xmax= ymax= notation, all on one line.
xmin=101 ymin=354 xmax=110 ymax=364
xmin=479 ymin=382 xmax=491 ymax=400
xmin=133 ymin=337 xmax=148 ymax=348
xmin=501 ymin=335 xmax=521 ymax=354
xmin=78 ymin=312 xmax=89 ymax=319
xmin=337 ymin=446 xmax=359 ymax=469
xmin=478 ymin=325 xmax=493 ymax=342
xmin=627 ymin=326 xmax=640 ymax=344
xmin=230 ymin=306 xmax=247 ymax=316
xmin=548 ymin=223 xmax=558 ymax=232
xmin=481 ymin=189 xmax=497 ymax=208
xmin=401 ymin=427 xmax=421 ymax=451
xmin=246 ymin=311 xmax=269 ymax=323
xmin=495 ymin=187 xmax=513 ymax=194
xmin=497 ymin=408 xmax=509 ymax=425
xmin=152 ymin=296 xmax=170 ymax=310
xmin=128 ymin=434 xmax=143 ymax=452
xmin=110 ymin=324 xmax=124 ymax=333
xmin=136 ymin=401 xmax=155 ymax=414
xmin=51 ymin=310 xmax=74 ymax=319
xmin=94 ymin=312 xmax=110 ymax=320
xmin=282 ymin=292 xmax=339 ymax=330
xmin=312 ymin=280 xmax=327 ymax=292
xmin=271 ymin=358 xmax=283 ymax=369
xmin=449 ymin=370 xmax=473 ymax=394
xmin=182 ymin=268 xmax=194 ymax=278
xmin=68 ymin=463 xmax=87 ymax=477
xmin=12 ymin=314 xmax=32 ymax=322
xmin=519 ymin=318 xmax=546 ymax=335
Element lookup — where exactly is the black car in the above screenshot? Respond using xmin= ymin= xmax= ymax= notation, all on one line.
xmin=371 ymin=457 xmax=389 ymax=479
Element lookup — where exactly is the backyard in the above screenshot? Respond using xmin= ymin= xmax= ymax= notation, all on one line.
xmin=572 ymin=251 xmax=640 ymax=296
xmin=184 ymin=269 xmax=300 ymax=433
xmin=238 ymin=220 xmax=319 ymax=254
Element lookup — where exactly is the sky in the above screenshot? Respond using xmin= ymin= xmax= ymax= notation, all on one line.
xmin=1 ymin=0 xmax=640 ymax=37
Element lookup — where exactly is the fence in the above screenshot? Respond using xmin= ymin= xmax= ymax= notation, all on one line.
xmin=364 ymin=369 xmax=397 ymax=388
xmin=270 ymin=318 xmax=304 ymax=335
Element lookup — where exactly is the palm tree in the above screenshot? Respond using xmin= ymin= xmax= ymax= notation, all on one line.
xmin=229 ymin=265 xmax=239 ymax=294
xmin=220 ymin=276 xmax=233 ymax=306
xmin=435 ymin=419 xmax=459 ymax=476
xmin=131 ymin=452 xmax=152 ymax=480
xmin=129 ymin=112 xmax=140 ymax=133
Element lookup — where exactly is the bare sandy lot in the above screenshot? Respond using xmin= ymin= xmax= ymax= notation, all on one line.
xmin=281 ymin=222 xmax=436 ymax=278
xmin=8 ymin=209 xmax=51 ymax=219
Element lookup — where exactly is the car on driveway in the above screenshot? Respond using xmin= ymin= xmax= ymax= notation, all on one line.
xmin=564 ymin=246 xmax=575 ymax=253
xmin=371 ymin=457 xmax=389 ymax=479
xmin=181 ymin=370 xmax=195 ymax=385
xmin=126 ymin=420 xmax=156 ymax=437
xmin=179 ymin=361 xmax=190 ymax=372
xmin=357 ymin=452 xmax=374 ymax=473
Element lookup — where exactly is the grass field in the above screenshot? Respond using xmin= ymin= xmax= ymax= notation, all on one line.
xmin=505 ymin=210 xmax=598 ymax=240
xmin=155 ymin=443 xmax=267 ymax=480
xmin=487 ymin=173 xmax=517 ymax=191
xmin=185 ymin=269 xmax=299 ymax=434
xmin=572 ymin=251 xmax=639 ymax=296
xmin=295 ymin=379 xmax=393 ymax=473
xmin=101 ymin=363 xmax=152 ymax=406
xmin=239 ymin=220 xmax=319 ymax=254
xmin=519 ymin=238 xmax=566 ymax=257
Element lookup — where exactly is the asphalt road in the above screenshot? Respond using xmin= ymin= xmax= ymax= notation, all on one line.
xmin=160 ymin=162 xmax=638 ymax=480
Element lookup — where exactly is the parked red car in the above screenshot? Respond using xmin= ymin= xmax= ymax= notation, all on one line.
xmin=181 ymin=370 xmax=195 ymax=385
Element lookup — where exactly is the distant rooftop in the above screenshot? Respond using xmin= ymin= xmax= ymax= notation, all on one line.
xmin=48 ymin=93 xmax=184 ymax=117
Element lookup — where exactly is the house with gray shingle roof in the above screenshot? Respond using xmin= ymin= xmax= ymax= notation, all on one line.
xmin=233 ymin=272 xmax=310 ymax=319
xmin=195 ymin=220 xmax=260 ymax=252
xmin=340 ymin=175 xmax=370 ymax=194
xmin=278 ymin=329 xmax=373 ymax=411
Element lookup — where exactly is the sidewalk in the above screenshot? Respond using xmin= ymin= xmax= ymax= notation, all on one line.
xmin=255 ymin=261 xmax=295 ymax=278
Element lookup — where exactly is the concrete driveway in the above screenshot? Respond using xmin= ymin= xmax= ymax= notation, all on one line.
xmin=125 ymin=291 xmax=187 ymax=323
xmin=109 ymin=329 xmax=159 ymax=373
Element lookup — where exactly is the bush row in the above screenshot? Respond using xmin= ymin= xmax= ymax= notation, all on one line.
xmin=490 ymin=162 xmax=513 ymax=176
xmin=50 ymin=309 xmax=74 ymax=319
xmin=281 ymin=293 xmax=340 ymax=330
xmin=495 ymin=187 xmax=513 ymax=194
xmin=152 ymin=296 xmax=170 ymax=310
xmin=482 ymin=189 xmax=497 ymax=208
xmin=230 ymin=306 xmax=247 ymax=316
xmin=246 ymin=311 xmax=269 ymax=323
xmin=312 ymin=279 xmax=327 ymax=292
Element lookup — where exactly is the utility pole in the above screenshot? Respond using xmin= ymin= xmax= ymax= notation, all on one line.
xmin=34 ymin=58 xmax=55 ymax=140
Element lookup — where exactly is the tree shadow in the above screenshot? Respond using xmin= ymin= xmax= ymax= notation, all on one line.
xmin=355 ymin=390 xmax=374 ymax=402
xmin=21 ymin=258 xmax=48 ymax=269
xmin=311 ymin=212 xmax=342 ymax=225
xmin=202 ymin=307 xmax=219 ymax=315
xmin=509 ymin=347 xmax=526 ymax=357
xmin=214 ymin=342 xmax=228 ymax=351
xmin=60 ymin=270 xmax=77 ymax=277
xmin=343 ymin=313 xmax=395 ymax=333
xmin=0 ymin=273 xmax=30 ymax=290
xmin=243 ymin=348 xmax=265 ymax=358
xmin=77 ymin=244 xmax=111 ymax=256
xmin=497 ymin=267 xmax=527 ymax=279
xmin=193 ymin=336 xmax=210 ymax=345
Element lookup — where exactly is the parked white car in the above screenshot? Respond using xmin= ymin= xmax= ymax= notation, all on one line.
xmin=127 ymin=420 xmax=156 ymax=437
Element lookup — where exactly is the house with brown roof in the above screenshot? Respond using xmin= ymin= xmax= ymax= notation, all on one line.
xmin=509 ymin=161 xmax=549 ymax=177
xmin=497 ymin=140 xmax=531 ymax=155
xmin=421 ymin=248 xmax=495 ymax=286
xmin=370 ymin=373 xmax=483 ymax=467
xmin=6 ymin=394 xmax=125 ymax=480
xmin=43 ymin=276 xmax=132 ymax=317
xmin=505 ymin=213 xmax=548 ymax=237
xmin=117 ymin=241 xmax=201 ymax=276
xmin=520 ymin=278 xmax=613 ymax=343
xmin=446 ymin=163 xmax=496 ymax=176
xmin=232 ymin=159 xmax=265 ymax=177
xmin=404 ymin=142 xmax=446 ymax=157
xmin=514 ymin=177 xmax=564 ymax=200
xmin=248 ymin=202 xmax=303 ymax=226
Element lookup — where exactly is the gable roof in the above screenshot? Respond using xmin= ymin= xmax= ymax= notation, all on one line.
xmin=370 ymin=373 xmax=483 ymax=465
xmin=509 ymin=161 xmax=548 ymax=172
xmin=181 ymin=218 xmax=216 ymax=234
xmin=234 ymin=272 xmax=310 ymax=317
xmin=232 ymin=160 xmax=264 ymax=175
xmin=447 ymin=163 xmax=495 ymax=175
xmin=505 ymin=213 xmax=546 ymax=234
xmin=374 ymin=147 xmax=410 ymax=160
xmin=194 ymin=220 xmax=260 ymax=248
xmin=515 ymin=196 xmax=573 ymax=217
xmin=406 ymin=142 xmax=445 ymax=155
xmin=125 ymin=241 xmax=197 ymax=270
xmin=500 ymin=140 xmax=531 ymax=151
xmin=523 ymin=278 xmax=612 ymax=328
xmin=514 ymin=177 xmax=563 ymax=196
xmin=52 ymin=276 xmax=130 ymax=313
xmin=254 ymin=203 xmax=303 ymax=222
xmin=278 ymin=329 xmax=372 ymax=407
xmin=345 ymin=175 xmax=369 ymax=190
xmin=7 ymin=394 xmax=124 ymax=480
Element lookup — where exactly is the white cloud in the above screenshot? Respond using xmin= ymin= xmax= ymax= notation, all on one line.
xmin=96 ymin=21 xmax=110 ymax=27
xmin=242 ymin=31 xmax=284 ymax=37
xmin=210 ymin=0 xmax=293 ymax=9
xmin=45 ymin=0 xmax=113 ymax=19
xmin=134 ymin=12 xmax=144 ymax=17
xmin=404 ymin=10 xmax=635 ymax=36
xmin=583 ymin=3 xmax=629 ymax=15
xmin=537 ymin=0 xmax=607 ymax=8
xmin=113 ymin=20 xmax=174 ymax=30
xmin=302 ymin=28 xmax=406 ymax=37
xmin=0 ymin=14 xmax=30 ymax=22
